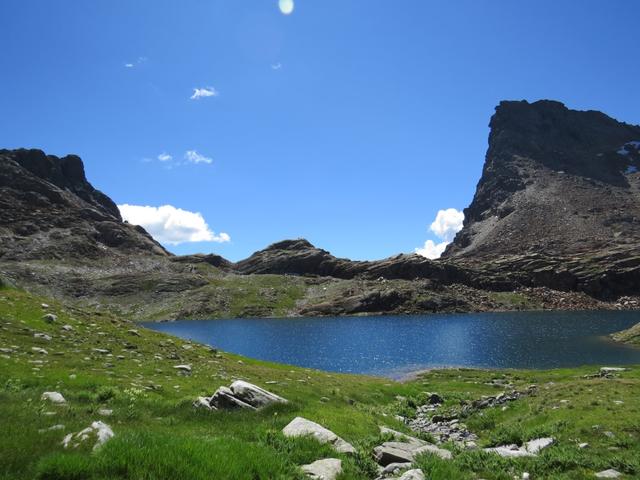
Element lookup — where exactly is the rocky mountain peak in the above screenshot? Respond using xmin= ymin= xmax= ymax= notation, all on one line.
xmin=3 ymin=148 xmax=122 ymax=220
xmin=0 ymin=148 xmax=167 ymax=260
xmin=445 ymin=100 xmax=640 ymax=259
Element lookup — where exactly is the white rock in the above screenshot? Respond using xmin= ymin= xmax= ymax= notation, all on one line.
xmin=34 ymin=333 xmax=52 ymax=341
xmin=32 ymin=347 xmax=48 ymax=355
xmin=595 ymin=469 xmax=622 ymax=478
xmin=283 ymin=417 xmax=355 ymax=454
xmin=98 ymin=408 xmax=113 ymax=417
xmin=61 ymin=325 xmax=73 ymax=331
xmin=43 ymin=313 xmax=57 ymax=323
xmin=485 ymin=438 xmax=554 ymax=458
xmin=301 ymin=458 xmax=342 ymax=480
xmin=578 ymin=442 xmax=589 ymax=449
xmin=62 ymin=421 xmax=114 ymax=451
xmin=41 ymin=392 xmax=66 ymax=404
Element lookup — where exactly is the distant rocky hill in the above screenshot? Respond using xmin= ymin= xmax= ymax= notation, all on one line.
xmin=1 ymin=100 xmax=639 ymax=321
xmin=444 ymin=100 xmax=640 ymax=259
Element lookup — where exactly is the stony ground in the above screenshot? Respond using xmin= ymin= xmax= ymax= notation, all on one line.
xmin=1 ymin=285 xmax=639 ymax=479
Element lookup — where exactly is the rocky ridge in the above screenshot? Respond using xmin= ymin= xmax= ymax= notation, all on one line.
xmin=2 ymin=100 xmax=640 ymax=322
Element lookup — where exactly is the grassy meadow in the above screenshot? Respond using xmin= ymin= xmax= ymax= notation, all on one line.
xmin=0 ymin=285 xmax=639 ymax=479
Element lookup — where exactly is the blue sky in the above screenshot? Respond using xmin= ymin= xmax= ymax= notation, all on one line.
xmin=1 ymin=1 xmax=639 ymax=261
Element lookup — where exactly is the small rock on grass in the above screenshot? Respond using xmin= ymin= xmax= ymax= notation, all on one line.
xmin=41 ymin=392 xmax=67 ymax=404
xmin=301 ymin=458 xmax=342 ymax=480
xmin=43 ymin=314 xmax=57 ymax=323
xmin=595 ymin=469 xmax=622 ymax=478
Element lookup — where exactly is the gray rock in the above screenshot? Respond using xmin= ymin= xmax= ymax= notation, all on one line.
xmin=380 ymin=462 xmax=413 ymax=476
xmin=595 ymin=469 xmax=622 ymax=478
xmin=229 ymin=380 xmax=288 ymax=408
xmin=31 ymin=347 xmax=48 ymax=355
xmin=34 ymin=333 xmax=52 ymax=341
xmin=374 ymin=441 xmax=452 ymax=466
xmin=301 ymin=458 xmax=342 ymax=480
xmin=210 ymin=386 xmax=256 ymax=410
xmin=283 ymin=417 xmax=355 ymax=454
xmin=43 ymin=313 xmax=57 ymax=323
xmin=524 ymin=437 xmax=554 ymax=454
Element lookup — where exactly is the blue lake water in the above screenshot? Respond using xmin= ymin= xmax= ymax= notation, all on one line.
xmin=143 ymin=311 xmax=640 ymax=378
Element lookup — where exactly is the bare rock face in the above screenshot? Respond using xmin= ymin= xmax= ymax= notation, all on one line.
xmin=445 ymin=100 xmax=640 ymax=260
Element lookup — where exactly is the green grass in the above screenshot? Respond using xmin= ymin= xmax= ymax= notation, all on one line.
xmin=1 ymin=288 xmax=639 ymax=479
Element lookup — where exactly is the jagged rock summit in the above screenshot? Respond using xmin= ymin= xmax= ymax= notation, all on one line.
xmin=445 ymin=100 xmax=640 ymax=259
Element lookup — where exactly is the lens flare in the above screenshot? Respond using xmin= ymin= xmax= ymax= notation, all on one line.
xmin=279 ymin=0 xmax=294 ymax=15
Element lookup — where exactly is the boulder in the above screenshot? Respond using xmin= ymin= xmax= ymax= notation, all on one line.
xmin=525 ymin=437 xmax=554 ymax=454
xmin=210 ymin=386 xmax=256 ymax=410
xmin=41 ymin=392 xmax=66 ymax=404
xmin=229 ymin=380 xmax=288 ymax=408
xmin=373 ymin=441 xmax=452 ymax=466
xmin=301 ymin=458 xmax=342 ymax=480
xmin=43 ymin=313 xmax=57 ymax=323
xmin=62 ymin=421 xmax=113 ymax=451
xmin=283 ymin=417 xmax=355 ymax=454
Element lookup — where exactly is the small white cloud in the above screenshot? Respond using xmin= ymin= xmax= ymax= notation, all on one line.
xmin=429 ymin=208 xmax=465 ymax=242
xmin=190 ymin=87 xmax=219 ymax=100
xmin=157 ymin=152 xmax=173 ymax=162
xmin=415 ymin=208 xmax=465 ymax=259
xmin=271 ymin=62 xmax=282 ymax=70
xmin=184 ymin=150 xmax=213 ymax=165
xmin=124 ymin=57 xmax=147 ymax=69
xmin=118 ymin=204 xmax=230 ymax=245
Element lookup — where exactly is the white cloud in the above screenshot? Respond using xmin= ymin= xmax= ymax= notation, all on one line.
xmin=184 ymin=150 xmax=213 ymax=164
xmin=157 ymin=152 xmax=173 ymax=162
xmin=190 ymin=87 xmax=219 ymax=100
xmin=124 ymin=57 xmax=147 ymax=69
xmin=415 ymin=240 xmax=449 ymax=260
xmin=118 ymin=204 xmax=230 ymax=245
xmin=429 ymin=208 xmax=465 ymax=242
xmin=415 ymin=208 xmax=465 ymax=259
xmin=271 ymin=62 xmax=282 ymax=70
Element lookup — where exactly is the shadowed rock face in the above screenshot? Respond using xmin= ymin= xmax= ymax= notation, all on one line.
xmin=0 ymin=148 xmax=168 ymax=260
xmin=444 ymin=100 xmax=640 ymax=259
